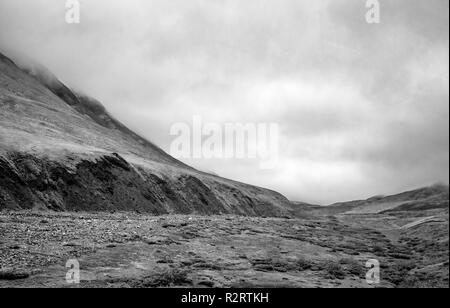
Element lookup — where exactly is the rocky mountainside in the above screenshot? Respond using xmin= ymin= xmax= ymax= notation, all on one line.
xmin=0 ymin=51 xmax=292 ymax=216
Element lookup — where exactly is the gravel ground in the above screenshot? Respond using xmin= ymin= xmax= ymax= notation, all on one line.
xmin=0 ymin=210 xmax=448 ymax=288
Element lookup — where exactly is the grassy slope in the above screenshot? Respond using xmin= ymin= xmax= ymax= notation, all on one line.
xmin=292 ymin=185 xmax=449 ymax=216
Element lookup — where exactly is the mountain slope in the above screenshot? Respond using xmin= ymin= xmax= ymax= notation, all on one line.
xmin=0 ymin=51 xmax=292 ymax=216
xmin=340 ymin=184 xmax=449 ymax=215
xmin=293 ymin=184 xmax=449 ymax=216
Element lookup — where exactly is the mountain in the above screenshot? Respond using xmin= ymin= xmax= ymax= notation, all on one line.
xmin=0 ymin=51 xmax=292 ymax=216
xmin=293 ymin=184 xmax=449 ymax=216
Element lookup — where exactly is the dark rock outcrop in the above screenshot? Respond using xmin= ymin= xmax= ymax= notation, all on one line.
xmin=0 ymin=152 xmax=291 ymax=216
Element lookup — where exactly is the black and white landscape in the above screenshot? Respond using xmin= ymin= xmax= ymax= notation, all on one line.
xmin=0 ymin=0 xmax=448 ymax=289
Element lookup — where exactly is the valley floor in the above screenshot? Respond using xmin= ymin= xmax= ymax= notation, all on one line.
xmin=0 ymin=210 xmax=448 ymax=288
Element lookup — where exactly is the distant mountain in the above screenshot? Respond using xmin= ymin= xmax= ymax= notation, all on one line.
xmin=293 ymin=184 xmax=449 ymax=216
xmin=0 ymin=51 xmax=292 ymax=216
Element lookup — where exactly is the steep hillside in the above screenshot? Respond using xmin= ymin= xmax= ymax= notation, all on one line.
xmin=0 ymin=51 xmax=292 ymax=217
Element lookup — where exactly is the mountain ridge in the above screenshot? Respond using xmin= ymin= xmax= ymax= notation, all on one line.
xmin=291 ymin=184 xmax=449 ymax=216
xmin=0 ymin=50 xmax=292 ymax=216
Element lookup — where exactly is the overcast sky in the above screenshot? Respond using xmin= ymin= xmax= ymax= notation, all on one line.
xmin=0 ymin=0 xmax=448 ymax=204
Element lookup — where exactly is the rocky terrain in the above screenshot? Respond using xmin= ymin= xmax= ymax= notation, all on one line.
xmin=1 ymin=185 xmax=448 ymax=288
xmin=0 ymin=201 xmax=448 ymax=288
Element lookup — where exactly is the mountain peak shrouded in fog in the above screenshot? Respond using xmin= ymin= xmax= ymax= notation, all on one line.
xmin=0 ymin=50 xmax=293 ymax=216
